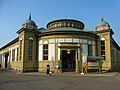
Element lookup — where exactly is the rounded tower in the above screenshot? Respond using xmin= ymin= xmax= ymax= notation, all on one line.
xmin=46 ymin=19 xmax=84 ymax=30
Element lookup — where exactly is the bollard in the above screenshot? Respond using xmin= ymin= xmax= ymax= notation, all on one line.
xmin=46 ymin=65 xmax=50 ymax=75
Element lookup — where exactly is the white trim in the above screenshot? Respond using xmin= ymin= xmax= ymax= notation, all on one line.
xmin=80 ymin=39 xmax=82 ymax=43
xmin=49 ymin=44 xmax=55 ymax=62
xmin=20 ymin=38 xmax=22 ymax=40
xmin=78 ymin=48 xmax=81 ymax=61
xmin=43 ymin=41 xmax=48 ymax=44
xmin=92 ymin=41 xmax=95 ymax=45
xmin=88 ymin=41 xmax=92 ymax=44
xmin=58 ymin=48 xmax=60 ymax=61
xmin=29 ymin=37 xmax=34 ymax=40
xmin=66 ymin=38 xmax=72 ymax=42
xmin=49 ymin=39 xmax=55 ymax=43
xmin=73 ymin=39 xmax=79 ymax=43
xmin=39 ymin=40 xmax=43 ymax=45
xmin=39 ymin=45 xmax=43 ymax=61
xmin=100 ymin=37 xmax=105 ymax=40
xmin=83 ymin=39 xmax=87 ymax=43
xmin=58 ymin=38 xmax=65 ymax=42
xmin=15 ymin=48 xmax=17 ymax=62
xmin=9 ymin=45 xmax=18 ymax=50
xmin=10 ymin=50 xmax=12 ymax=62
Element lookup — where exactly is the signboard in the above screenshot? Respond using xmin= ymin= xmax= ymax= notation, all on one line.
xmin=87 ymin=56 xmax=103 ymax=62
xmin=88 ymin=62 xmax=99 ymax=66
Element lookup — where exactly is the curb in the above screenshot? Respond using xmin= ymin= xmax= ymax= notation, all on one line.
xmin=7 ymin=69 xmax=119 ymax=77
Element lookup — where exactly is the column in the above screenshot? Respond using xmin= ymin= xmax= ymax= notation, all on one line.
xmin=75 ymin=50 xmax=78 ymax=73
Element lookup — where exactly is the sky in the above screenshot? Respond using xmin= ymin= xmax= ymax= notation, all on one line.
xmin=0 ymin=0 xmax=120 ymax=47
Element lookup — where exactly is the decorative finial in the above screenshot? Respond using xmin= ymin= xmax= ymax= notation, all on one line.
xmin=29 ymin=13 xmax=31 ymax=20
xmin=101 ymin=17 xmax=104 ymax=21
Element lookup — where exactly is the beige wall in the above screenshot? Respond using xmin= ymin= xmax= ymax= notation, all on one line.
xmin=0 ymin=41 xmax=24 ymax=71
xmin=97 ymin=31 xmax=120 ymax=71
xmin=38 ymin=33 xmax=96 ymax=72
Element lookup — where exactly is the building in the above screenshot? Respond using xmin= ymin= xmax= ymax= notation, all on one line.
xmin=0 ymin=15 xmax=120 ymax=73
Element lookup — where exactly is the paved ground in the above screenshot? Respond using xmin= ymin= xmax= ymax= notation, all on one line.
xmin=0 ymin=69 xmax=120 ymax=90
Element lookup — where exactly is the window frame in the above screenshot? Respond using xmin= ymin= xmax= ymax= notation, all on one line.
xmin=16 ymin=48 xmax=19 ymax=61
xmin=43 ymin=44 xmax=48 ymax=60
xmin=20 ymin=40 xmax=22 ymax=61
xmin=100 ymin=40 xmax=106 ymax=60
xmin=12 ymin=49 xmax=15 ymax=61
xmin=28 ymin=39 xmax=33 ymax=60
xmin=88 ymin=44 xmax=93 ymax=56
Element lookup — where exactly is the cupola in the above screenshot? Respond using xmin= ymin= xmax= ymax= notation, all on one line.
xmin=22 ymin=13 xmax=37 ymax=30
xmin=96 ymin=18 xmax=110 ymax=31
xmin=47 ymin=19 xmax=84 ymax=30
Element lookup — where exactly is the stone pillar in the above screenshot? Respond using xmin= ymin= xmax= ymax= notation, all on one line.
xmin=75 ymin=50 xmax=78 ymax=73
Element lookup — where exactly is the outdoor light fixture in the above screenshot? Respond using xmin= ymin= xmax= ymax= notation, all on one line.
xmin=67 ymin=49 xmax=70 ymax=54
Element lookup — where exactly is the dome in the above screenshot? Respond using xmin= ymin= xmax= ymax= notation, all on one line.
xmin=47 ymin=19 xmax=84 ymax=30
xmin=23 ymin=19 xmax=37 ymax=27
xmin=22 ymin=14 xmax=37 ymax=30
xmin=96 ymin=18 xmax=110 ymax=31
xmin=96 ymin=18 xmax=109 ymax=27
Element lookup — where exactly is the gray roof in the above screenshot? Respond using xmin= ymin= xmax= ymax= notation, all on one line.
xmin=96 ymin=18 xmax=109 ymax=27
xmin=23 ymin=19 xmax=37 ymax=26
xmin=22 ymin=14 xmax=37 ymax=27
xmin=38 ymin=27 xmax=49 ymax=32
xmin=39 ymin=27 xmax=94 ymax=34
xmin=48 ymin=27 xmax=83 ymax=32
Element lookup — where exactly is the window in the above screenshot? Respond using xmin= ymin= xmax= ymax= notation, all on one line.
xmin=69 ymin=23 xmax=72 ymax=27
xmin=17 ymin=48 xmax=19 ymax=61
xmin=100 ymin=41 xmax=105 ymax=60
xmin=54 ymin=24 xmax=57 ymax=27
xmin=20 ymin=40 xmax=22 ymax=61
xmin=65 ymin=22 xmax=69 ymax=27
xmin=88 ymin=45 xmax=93 ymax=56
xmin=12 ymin=49 xmax=15 ymax=61
xmin=57 ymin=23 xmax=61 ymax=27
xmin=61 ymin=22 xmax=64 ymax=26
xmin=28 ymin=40 xmax=33 ymax=60
xmin=43 ymin=44 xmax=48 ymax=60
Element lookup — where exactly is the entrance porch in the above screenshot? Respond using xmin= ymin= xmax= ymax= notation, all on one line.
xmin=58 ymin=43 xmax=81 ymax=73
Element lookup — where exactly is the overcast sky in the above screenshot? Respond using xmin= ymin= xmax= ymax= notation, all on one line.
xmin=0 ymin=0 xmax=120 ymax=47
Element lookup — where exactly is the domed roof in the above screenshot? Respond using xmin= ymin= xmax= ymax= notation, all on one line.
xmin=22 ymin=14 xmax=37 ymax=29
xmin=96 ymin=18 xmax=109 ymax=27
xmin=22 ymin=14 xmax=37 ymax=27
xmin=23 ymin=19 xmax=36 ymax=26
xmin=47 ymin=19 xmax=84 ymax=30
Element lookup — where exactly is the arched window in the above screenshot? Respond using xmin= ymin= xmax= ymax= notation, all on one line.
xmin=43 ymin=44 xmax=48 ymax=60
xmin=88 ymin=45 xmax=93 ymax=56
xmin=17 ymin=48 xmax=19 ymax=61
xmin=28 ymin=37 xmax=33 ymax=60
xmin=12 ymin=49 xmax=15 ymax=61
xmin=20 ymin=40 xmax=22 ymax=61
xmin=100 ymin=40 xmax=106 ymax=60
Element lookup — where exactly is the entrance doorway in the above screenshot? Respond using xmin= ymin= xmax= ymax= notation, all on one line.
xmin=62 ymin=50 xmax=76 ymax=72
xmin=5 ymin=53 xmax=9 ymax=68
